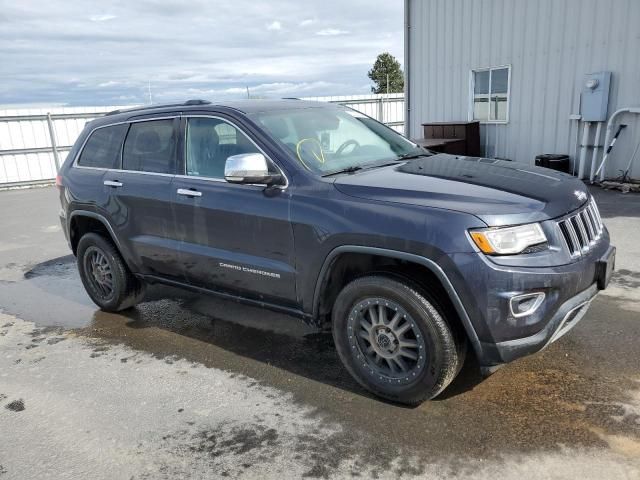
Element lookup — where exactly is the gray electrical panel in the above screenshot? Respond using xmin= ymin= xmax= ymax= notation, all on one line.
xmin=580 ymin=71 xmax=612 ymax=122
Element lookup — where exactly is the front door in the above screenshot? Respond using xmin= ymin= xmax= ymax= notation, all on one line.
xmin=171 ymin=115 xmax=297 ymax=305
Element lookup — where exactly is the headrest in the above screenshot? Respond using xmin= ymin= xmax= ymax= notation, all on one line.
xmin=189 ymin=121 xmax=220 ymax=145
xmin=135 ymin=130 xmax=162 ymax=154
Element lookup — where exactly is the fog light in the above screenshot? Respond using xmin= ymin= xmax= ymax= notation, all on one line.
xmin=510 ymin=292 xmax=545 ymax=318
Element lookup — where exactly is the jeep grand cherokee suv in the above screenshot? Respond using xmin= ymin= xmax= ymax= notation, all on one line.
xmin=58 ymin=99 xmax=615 ymax=405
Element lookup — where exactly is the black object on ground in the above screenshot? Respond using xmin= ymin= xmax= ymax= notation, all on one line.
xmin=535 ymin=154 xmax=570 ymax=173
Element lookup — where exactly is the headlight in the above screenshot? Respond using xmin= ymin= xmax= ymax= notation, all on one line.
xmin=470 ymin=223 xmax=547 ymax=255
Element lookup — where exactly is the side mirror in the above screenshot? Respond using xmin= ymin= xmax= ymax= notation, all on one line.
xmin=224 ymin=153 xmax=282 ymax=185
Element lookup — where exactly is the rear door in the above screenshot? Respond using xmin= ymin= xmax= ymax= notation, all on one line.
xmin=103 ymin=116 xmax=183 ymax=279
xmin=171 ymin=114 xmax=297 ymax=305
xmin=68 ymin=123 xmax=128 ymax=216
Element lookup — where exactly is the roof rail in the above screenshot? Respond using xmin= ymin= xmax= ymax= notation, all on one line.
xmin=281 ymin=97 xmax=301 ymax=100
xmin=184 ymin=99 xmax=211 ymax=105
xmin=105 ymin=99 xmax=212 ymax=116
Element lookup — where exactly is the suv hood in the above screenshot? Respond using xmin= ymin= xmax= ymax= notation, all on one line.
xmin=333 ymin=154 xmax=589 ymax=226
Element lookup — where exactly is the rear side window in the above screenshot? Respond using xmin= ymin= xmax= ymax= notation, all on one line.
xmin=77 ymin=124 xmax=128 ymax=169
xmin=122 ymin=120 xmax=176 ymax=174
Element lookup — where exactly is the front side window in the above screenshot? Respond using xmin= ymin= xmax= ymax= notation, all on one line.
xmin=252 ymin=106 xmax=421 ymax=176
xmin=77 ymin=124 xmax=128 ymax=169
xmin=185 ymin=117 xmax=260 ymax=178
xmin=122 ymin=119 xmax=176 ymax=174
xmin=471 ymin=66 xmax=510 ymax=122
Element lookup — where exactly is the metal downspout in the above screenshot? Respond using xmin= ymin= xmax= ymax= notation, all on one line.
xmin=577 ymin=122 xmax=591 ymax=179
xmin=404 ymin=0 xmax=411 ymax=138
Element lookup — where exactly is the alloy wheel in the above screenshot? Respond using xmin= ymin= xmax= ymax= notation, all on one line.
xmin=347 ymin=297 xmax=427 ymax=385
xmin=84 ymin=247 xmax=114 ymax=300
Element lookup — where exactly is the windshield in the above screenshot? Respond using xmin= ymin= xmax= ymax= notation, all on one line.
xmin=250 ymin=106 xmax=424 ymax=175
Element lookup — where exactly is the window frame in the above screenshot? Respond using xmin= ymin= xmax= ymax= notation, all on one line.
xmin=75 ymin=123 xmax=128 ymax=170
xmin=468 ymin=65 xmax=511 ymax=124
xmin=178 ymin=114 xmax=289 ymax=189
xmin=73 ymin=115 xmax=181 ymax=175
xmin=73 ymin=113 xmax=288 ymax=188
xmin=121 ymin=117 xmax=180 ymax=175
xmin=183 ymin=116 xmax=260 ymax=180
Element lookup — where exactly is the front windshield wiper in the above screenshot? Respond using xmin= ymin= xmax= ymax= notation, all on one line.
xmin=322 ymin=158 xmax=412 ymax=177
xmin=396 ymin=151 xmax=433 ymax=161
xmin=321 ymin=166 xmax=363 ymax=177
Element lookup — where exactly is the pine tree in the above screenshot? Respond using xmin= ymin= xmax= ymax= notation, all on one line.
xmin=367 ymin=53 xmax=404 ymax=94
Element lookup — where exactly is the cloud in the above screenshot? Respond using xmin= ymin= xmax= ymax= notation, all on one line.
xmin=315 ymin=28 xmax=349 ymax=36
xmin=97 ymin=80 xmax=120 ymax=88
xmin=89 ymin=14 xmax=116 ymax=22
xmin=0 ymin=0 xmax=404 ymax=106
xmin=266 ymin=21 xmax=282 ymax=31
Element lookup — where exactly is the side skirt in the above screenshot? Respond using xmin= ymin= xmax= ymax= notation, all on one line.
xmin=138 ymin=274 xmax=317 ymax=325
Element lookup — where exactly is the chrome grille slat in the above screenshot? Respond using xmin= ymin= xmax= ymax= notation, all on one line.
xmin=556 ymin=198 xmax=603 ymax=258
xmin=576 ymin=212 xmax=591 ymax=247
xmin=564 ymin=219 xmax=582 ymax=256
xmin=572 ymin=216 xmax=588 ymax=250
xmin=581 ymin=211 xmax=595 ymax=242
xmin=589 ymin=204 xmax=603 ymax=234
xmin=592 ymin=201 xmax=603 ymax=230
xmin=585 ymin=206 xmax=599 ymax=236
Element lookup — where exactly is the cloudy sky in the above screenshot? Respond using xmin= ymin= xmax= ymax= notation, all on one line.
xmin=0 ymin=0 xmax=404 ymax=107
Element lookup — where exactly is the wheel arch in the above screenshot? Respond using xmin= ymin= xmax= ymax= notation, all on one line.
xmin=68 ymin=211 xmax=123 ymax=257
xmin=312 ymin=246 xmax=483 ymax=360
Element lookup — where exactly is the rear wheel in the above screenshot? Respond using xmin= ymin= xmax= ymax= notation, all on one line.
xmin=332 ymin=275 xmax=464 ymax=405
xmin=77 ymin=233 xmax=145 ymax=311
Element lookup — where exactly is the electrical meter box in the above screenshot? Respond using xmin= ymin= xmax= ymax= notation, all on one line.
xmin=580 ymin=71 xmax=611 ymax=122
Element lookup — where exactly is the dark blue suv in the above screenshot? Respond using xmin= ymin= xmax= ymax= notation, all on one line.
xmin=58 ymin=99 xmax=615 ymax=404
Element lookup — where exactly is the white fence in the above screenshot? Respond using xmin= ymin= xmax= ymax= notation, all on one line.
xmin=0 ymin=94 xmax=405 ymax=187
xmin=302 ymin=93 xmax=405 ymax=133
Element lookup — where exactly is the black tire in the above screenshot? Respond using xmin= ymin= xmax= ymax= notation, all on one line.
xmin=332 ymin=275 xmax=464 ymax=405
xmin=77 ymin=232 xmax=145 ymax=312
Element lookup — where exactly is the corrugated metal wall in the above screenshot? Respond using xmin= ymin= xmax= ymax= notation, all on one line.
xmin=407 ymin=0 xmax=640 ymax=179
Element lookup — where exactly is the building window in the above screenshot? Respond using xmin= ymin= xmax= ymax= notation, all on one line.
xmin=471 ymin=66 xmax=510 ymax=123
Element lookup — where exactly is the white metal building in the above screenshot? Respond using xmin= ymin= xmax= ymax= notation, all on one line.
xmin=404 ymin=0 xmax=640 ymax=181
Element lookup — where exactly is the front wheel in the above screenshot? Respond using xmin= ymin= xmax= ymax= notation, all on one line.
xmin=77 ymin=233 xmax=145 ymax=312
xmin=332 ymin=275 xmax=464 ymax=405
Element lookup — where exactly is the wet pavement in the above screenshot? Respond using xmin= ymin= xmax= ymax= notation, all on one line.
xmin=0 ymin=186 xmax=639 ymax=479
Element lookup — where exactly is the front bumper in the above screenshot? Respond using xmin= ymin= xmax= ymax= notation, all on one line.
xmin=482 ymin=282 xmax=597 ymax=364
xmin=445 ymin=233 xmax=614 ymax=366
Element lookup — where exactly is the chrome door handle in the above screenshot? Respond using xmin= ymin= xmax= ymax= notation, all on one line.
xmin=177 ymin=188 xmax=202 ymax=197
xmin=104 ymin=180 xmax=123 ymax=187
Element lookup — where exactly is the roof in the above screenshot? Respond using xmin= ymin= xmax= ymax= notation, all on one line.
xmin=219 ymin=99 xmax=327 ymax=113
xmin=95 ymin=98 xmax=329 ymax=124
xmin=86 ymin=98 xmax=333 ymax=129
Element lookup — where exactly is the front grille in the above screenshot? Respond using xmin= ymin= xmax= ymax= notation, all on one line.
xmin=557 ymin=198 xmax=603 ymax=258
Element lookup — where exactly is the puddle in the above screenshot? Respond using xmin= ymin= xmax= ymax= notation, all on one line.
xmin=1 ymin=255 xmax=640 ymax=460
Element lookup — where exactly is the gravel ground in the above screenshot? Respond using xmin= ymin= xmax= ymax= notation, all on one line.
xmin=0 ymin=186 xmax=639 ymax=479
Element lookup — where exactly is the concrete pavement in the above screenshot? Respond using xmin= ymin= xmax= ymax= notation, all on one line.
xmin=0 ymin=186 xmax=638 ymax=479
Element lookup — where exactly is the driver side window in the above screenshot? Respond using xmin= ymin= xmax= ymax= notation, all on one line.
xmin=185 ymin=117 xmax=260 ymax=179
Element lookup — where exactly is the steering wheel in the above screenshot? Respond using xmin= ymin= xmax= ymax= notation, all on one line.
xmin=335 ymin=139 xmax=360 ymax=156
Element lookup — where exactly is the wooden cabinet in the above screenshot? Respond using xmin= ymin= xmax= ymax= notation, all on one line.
xmin=413 ymin=121 xmax=481 ymax=157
